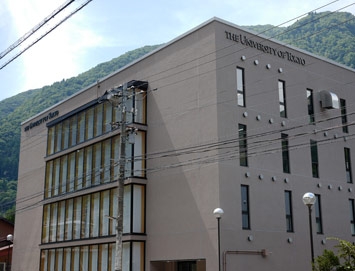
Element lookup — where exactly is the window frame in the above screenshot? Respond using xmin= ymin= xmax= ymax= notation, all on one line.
xmin=241 ymin=185 xmax=250 ymax=230
xmin=307 ymin=89 xmax=315 ymax=123
xmin=310 ymin=140 xmax=319 ymax=178
xmin=345 ymin=147 xmax=353 ymax=184
xmin=278 ymin=80 xmax=287 ymax=118
xmin=238 ymin=124 xmax=248 ymax=167
xmin=236 ymin=67 xmax=246 ymax=107
xmin=284 ymin=190 xmax=294 ymax=232
xmin=315 ymin=194 xmax=323 ymax=234
xmin=340 ymin=98 xmax=349 ymax=133
xmin=281 ymin=133 xmax=290 ymax=173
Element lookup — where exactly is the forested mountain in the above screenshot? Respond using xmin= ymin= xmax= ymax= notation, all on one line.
xmin=1 ymin=11 xmax=355 ymax=221
xmin=244 ymin=11 xmax=355 ymax=68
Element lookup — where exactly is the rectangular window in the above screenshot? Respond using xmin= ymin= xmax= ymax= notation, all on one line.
xmin=47 ymin=126 xmax=55 ymax=155
xmin=279 ymin=80 xmax=287 ymax=118
xmin=177 ymin=261 xmax=197 ymax=271
xmin=86 ymin=107 xmax=94 ymax=140
xmin=281 ymin=133 xmax=290 ymax=173
xmin=241 ymin=185 xmax=250 ymax=230
xmin=236 ymin=67 xmax=245 ymax=107
xmin=350 ymin=199 xmax=355 ymax=235
xmin=69 ymin=115 xmax=77 ymax=147
xmin=340 ymin=99 xmax=348 ymax=133
xmin=315 ymin=194 xmax=323 ymax=234
xmin=345 ymin=148 xmax=353 ymax=183
xmin=62 ymin=119 xmax=70 ymax=150
xmin=94 ymin=103 xmax=103 ymax=137
xmin=103 ymin=102 xmax=113 ymax=133
xmin=310 ymin=140 xmax=319 ymax=178
xmin=307 ymin=89 xmax=315 ymax=123
xmin=239 ymin=124 xmax=248 ymax=167
xmin=284 ymin=191 xmax=293 ymax=232
xmin=55 ymin=123 xmax=62 ymax=153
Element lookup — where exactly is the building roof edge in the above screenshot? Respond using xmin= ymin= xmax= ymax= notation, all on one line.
xmin=22 ymin=16 xmax=355 ymax=125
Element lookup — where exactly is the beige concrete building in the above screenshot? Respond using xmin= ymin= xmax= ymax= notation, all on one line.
xmin=13 ymin=17 xmax=355 ymax=271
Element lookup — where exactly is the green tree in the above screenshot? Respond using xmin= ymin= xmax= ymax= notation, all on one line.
xmin=314 ymin=238 xmax=355 ymax=271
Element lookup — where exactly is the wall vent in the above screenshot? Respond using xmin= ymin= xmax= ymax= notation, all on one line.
xmin=320 ymin=90 xmax=339 ymax=109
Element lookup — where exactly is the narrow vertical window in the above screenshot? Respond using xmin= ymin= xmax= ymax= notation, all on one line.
xmin=238 ymin=124 xmax=248 ymax=167
xmin=307 ymin=89 xmax=315 ymax=123
xmin=315 ymin=194 xmax=323 ymax=234
xmin=47 ymin=126 xmax=55 ymax=155
xmin=281 ymin=133 xmax=290 ymax=173
xmin=345 ymin=148 xmax=353 ymax=183
xmin=69 ymin=115 xmax=77 ymax=147
xmin=310 ymin=140 xmax=319 ymax=178
xmin=86 ymin=107 xmax=94 ymax=140
xmin=284 ymin=190 xmax=293 ymax=232
xmin=278 ymin=80 xmax=287 ymax=118
xmin=350 ymin=199 xmax=355 ymax=235
xmin=241 ymin=185 xmax=250 ymax=230
xmin=55 ymin=123 xmax=62 ymax=153
xmin=340 ymin=99 xmax=348 ymax=133
xmin=77 ymin=111 xmax=86 ymax=144
xmin=236 ymin=67 xmax=245 ymax=107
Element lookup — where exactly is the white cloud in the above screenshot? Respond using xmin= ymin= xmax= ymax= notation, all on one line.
xmin=0 ymin=0 xmax=354 ymax=101
xmin=4 ymin=0 xmax=104 ymax=90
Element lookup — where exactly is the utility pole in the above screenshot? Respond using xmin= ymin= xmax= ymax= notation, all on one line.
xmin=105 ymin=83 xmax=128 ymax=271
xmin=103 ymin=80 xmax=147 ymax=271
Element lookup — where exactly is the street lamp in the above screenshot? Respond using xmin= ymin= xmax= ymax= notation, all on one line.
xmin=302 ymin=192 xmax=316 ymax=266
xmin=213 ymin=208 xmax=224 ymax=271
xmin=6 ymin=234 xmax=13 ymax=271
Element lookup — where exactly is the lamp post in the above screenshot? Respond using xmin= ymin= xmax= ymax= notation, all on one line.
xmin=6 ymin=234 xmax=13 ymax=271
xmin=302 ymin=192 xmax=316 ymax=266
xmin=213 ymin=208 xmax=224 ymax=271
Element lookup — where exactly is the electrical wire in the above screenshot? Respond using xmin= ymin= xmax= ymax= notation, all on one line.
xmin=0 ymin=0 xmax=93 ymax=70
xmin=0 ymin=0 xmax=75 ymax=60
xmin=2 ymin=1 xmax=355 ymax=216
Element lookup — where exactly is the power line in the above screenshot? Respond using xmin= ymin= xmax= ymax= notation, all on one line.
xmin=0 ymin=0 xmax=93 ymax=70
xmin=2 ymin=2 xmax=355 ymax=215
xmin=0 ymin=0 xmax=75 ymax=60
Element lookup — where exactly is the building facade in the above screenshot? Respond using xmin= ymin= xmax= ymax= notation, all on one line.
xmin=13 ymin=18 xmax=355 ymax=271
xmin=0 ymin=218 xmax=14 ymax=271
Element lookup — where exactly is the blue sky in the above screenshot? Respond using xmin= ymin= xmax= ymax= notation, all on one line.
xmin=0 ymin=0 xmax=354 ymax=102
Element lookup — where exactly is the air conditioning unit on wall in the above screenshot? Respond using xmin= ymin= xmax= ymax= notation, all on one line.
xmin=0 ymin=262 xmax=6 ymax=271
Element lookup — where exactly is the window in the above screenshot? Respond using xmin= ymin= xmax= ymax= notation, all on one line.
xmin=40 ymin=242 xmax=144 ymax=271
xmin=238 ymin=124 xmax=248 ymax=167
xmin=345 ymin=148 xmax=353 ymax=183
xmin=340 ymin=99 xmax=348 ymax=133
xmin=42 ymin=186 xmax=146 ymax=244
xmin=278 ymin=80 xmax=287 ymax=118
xmin=310 ymin=140 xmax=319 ymax=178
xmin=284 ymin=191 xmax=293 ymax=232
xmin=307 ymin=89 xmax=315 ymax=123
xmin=47 ymin=93 xmax=147 ymax=156
xmin=281 ymin=133 xmax=290 ymax=173
xmin=315 ymin=194 xmax=323 ymax=234
xmin=44 ymin=132 xmax=145 ymax=199
xmin=241 ymin=185 xmax=250 ymax=230
xmin=350 ymin=199 xmax=355 ymax=235
xmin=177 ymin=261 xmax=197 ymax=271
xmin=236 ymin=67 xmax=245 ymax=107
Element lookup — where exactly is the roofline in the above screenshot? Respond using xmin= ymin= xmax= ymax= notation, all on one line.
xmin=23 ymin=16 xmax=355 ymax=124
xmin=0 ymin=217 xmax=14 ymax=226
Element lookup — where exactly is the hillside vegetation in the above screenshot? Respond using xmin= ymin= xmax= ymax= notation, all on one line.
xmin=1 ymin=11 xmax=355 ymax=220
